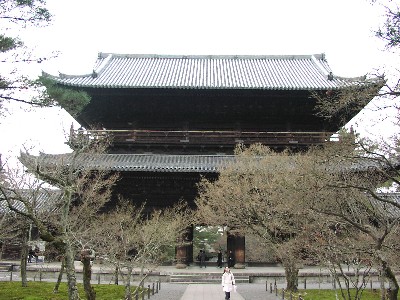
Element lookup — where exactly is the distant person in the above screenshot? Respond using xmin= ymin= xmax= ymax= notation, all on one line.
xmin=217 ymin=250 xmax=223 ymax=268
xmin=228 ymin=250 xmax=234 ymax=268
xmin=222 ymin=267 xmax=236 ymax=300
xmin=28 ymin=248 xmax=35 ymax=263
xmin=34 ymin=247 xmax=40 ymax=263
xmin=200 ymin=249 xmax=206 ymax=268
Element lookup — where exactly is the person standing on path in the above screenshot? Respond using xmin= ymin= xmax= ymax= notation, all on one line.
xmin=28 ymin=248 xmax=35 ymax=263
xmin=200 ymin=249 xmax=206 ymax=268
xmin=222 ymin=267 xmax=236 ymax=300
xmin=228 ymin=250 xmax=234 ymax=268
xmin=217 ymin=250 xmax=223 ymax=268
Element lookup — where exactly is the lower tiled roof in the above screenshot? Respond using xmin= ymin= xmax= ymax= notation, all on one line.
xmin=21 ymin=153 xmax=236 ymax=173
xmin=19 ymin=152 xmax=400 ymax=174
xmin=0 ymin=189 xmax=62 ymax=213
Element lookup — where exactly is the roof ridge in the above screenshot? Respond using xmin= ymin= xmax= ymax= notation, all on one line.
xmin=98 ymin=52 xmax=324 ymax=60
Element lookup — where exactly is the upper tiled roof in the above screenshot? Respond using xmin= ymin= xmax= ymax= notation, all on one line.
xmin=44 ymin=53 xmax=366 ymax=90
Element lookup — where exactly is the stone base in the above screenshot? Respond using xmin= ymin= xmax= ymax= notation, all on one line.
xmin=175 ymin=263 xmax=187 ymax=269
xmin=234 ymin=263 xmax=246 ymax=269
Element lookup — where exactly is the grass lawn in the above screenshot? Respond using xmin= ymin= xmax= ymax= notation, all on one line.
xmin=293 ymin=289 xmax=399 ymax=300
xmin=0 ymin=281 xmax=146 ymax=300
xmin=1 ymin=282 xmax=398 ymax=300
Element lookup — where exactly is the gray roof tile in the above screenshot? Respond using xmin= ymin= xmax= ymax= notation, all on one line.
xmin=0 ymin=189 xmax=62 ymax=213
xmin=22 ymin=153 xmax=236 ymax=173
xmin=21 ymin=152 xmax=400 ymax=175
xmin=45 ymin=53 xmax=366 ymax=90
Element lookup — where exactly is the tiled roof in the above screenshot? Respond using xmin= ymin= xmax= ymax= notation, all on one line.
xmin=44 ymin=53 xmax=366 ymax=90
xmin=0 ymin=189 xmax=62 ymax=213
xmin=21 ymin=152 xmax=400 ymax=174
xmin=20 ymin=153 xmax=236 ymax=173
xmin=372 ymin=193 xmax=400 ymax=218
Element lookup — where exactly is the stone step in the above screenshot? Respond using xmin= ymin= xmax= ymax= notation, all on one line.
xmin=0 ymin=264 xmax=13 ymax=272
xmin=170 ymin=274 xmax=250 ymax=284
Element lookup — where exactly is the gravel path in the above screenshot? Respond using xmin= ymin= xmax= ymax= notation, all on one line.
xmin=237 ymin=283 xmax=281 ymax=300
xmin=145 ymin=283 xmax=187 ymax=300
xmin=147 ymin=283 xmax=281 ymax=300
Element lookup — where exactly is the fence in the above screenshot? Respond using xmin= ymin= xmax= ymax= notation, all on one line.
xmin=2 ymin=269 xmax=162 ymax=299
xmin=265 ymin=275 xmax=389 ymax=300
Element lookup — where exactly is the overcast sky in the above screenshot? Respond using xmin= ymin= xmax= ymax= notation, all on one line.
xmin=0 ymin=0 xmax=397 ymax=166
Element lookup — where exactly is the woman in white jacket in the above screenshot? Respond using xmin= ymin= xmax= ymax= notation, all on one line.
xmin=221 ymin=267 xmax=236 ymax=300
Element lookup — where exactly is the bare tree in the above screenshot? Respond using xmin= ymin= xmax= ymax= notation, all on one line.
xmin=92 ymin=201 xmax=192 ymax=300
xmin=0 ymin=210 xmax=31 ymax=286
xmin=0 ymin=164 xmax=61 ymax=287
xmin=196 ymin=138 xmax=400 ymax=298
xmin=196 ymin=144 xmax=313 ymax=292
xmin=310 ymin=216 xmax=376 ymax=300
xmin=307 ymin=2 xmax=400 ymax=297
xmin=1 ymin=135 xmax=119 ymax=300
xmin=296 ymin=135 xmax=400 ymax=300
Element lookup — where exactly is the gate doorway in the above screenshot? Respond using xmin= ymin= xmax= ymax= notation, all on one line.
xmin=193 ymin=226 xmax=226 ymax=267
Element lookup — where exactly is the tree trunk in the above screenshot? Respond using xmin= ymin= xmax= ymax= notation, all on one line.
xmin=20 ymin=232 xmax=28 ymax=287
xmin=81 ymin=249 xmax=96 ymax=300
xmin=54 ymin=257 xmax=65 ymax=293
xmin=123 ymin=266 xmax=133 ymax=300
xmin=114 ymin=265 xmax=119 ymax=285
xmin=381 ymin=260 xmax=399 ymax=300
xmin=284 ymin=261 xmax=299 ymax=292
xmin=380 ymin=272 xmax=385 ymax=300
xmin=64 ymin=242 xmax=80 ymax=300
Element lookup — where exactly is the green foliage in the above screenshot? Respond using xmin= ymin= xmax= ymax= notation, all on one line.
xmin=0 ymin=281 xmax=143 ymax=300
xmin=193 ymin=226 xmax=223 ymax=256
xmin=0 ymin=34 xmax=21 ymax=52
xmin=36 ymin=76 xmax=90 ymax=116
xmin=1 ymin=0 xmax=54 ymax=108
xmin=1 ymin=0 xmax=51 ymax=25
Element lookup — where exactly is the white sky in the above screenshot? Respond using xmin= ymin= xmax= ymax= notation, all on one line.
xmin=0 ymin=0 xmax=398 ymax=166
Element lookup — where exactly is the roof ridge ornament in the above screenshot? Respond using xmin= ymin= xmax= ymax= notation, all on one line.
xmin=92 ymin=53 xmax=113 ymax=78
xmin=311 ymin=54 xmax=334 ymax=80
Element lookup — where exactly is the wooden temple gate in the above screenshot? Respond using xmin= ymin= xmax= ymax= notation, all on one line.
xmin=40 ymin=53 xmax=374 ymax=267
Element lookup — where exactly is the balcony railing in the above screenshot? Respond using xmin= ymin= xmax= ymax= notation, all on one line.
xmin=71 ymin=129 xmax=334 ymax=147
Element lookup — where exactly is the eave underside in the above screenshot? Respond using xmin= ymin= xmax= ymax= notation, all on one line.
xmin=73 ymin=88 xmax=347 ymax=133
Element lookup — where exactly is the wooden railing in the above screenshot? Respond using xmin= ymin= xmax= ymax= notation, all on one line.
xmin=72 ymin=129 xmax=334 ymax=147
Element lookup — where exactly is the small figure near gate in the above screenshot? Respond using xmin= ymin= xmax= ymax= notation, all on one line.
xmin=227 ymin=250 xmax=234 ymax=268
xmin=217 ymin=250 xmax=223 ymax=268
xmin=199 ymin=249 xmax=206 ymax=268
xmin=34 ymin=247 xmax=40 ymax=262
xmin=28 ymin=248 xmax=35 ymax=263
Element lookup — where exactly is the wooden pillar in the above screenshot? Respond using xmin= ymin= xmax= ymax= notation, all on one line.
xmin=175 ymin=225 xmax=193 ymax=268
xmin=186 ymin=225 xmax=193 ymax=264
xmin=234 ymin=235 xmax=245 ymax=268
xmin=227 ymin=231 xmax=246 ymax=269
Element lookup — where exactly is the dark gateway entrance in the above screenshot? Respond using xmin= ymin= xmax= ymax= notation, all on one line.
xmin=39 ymin=53 xmax=376 ymax=267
